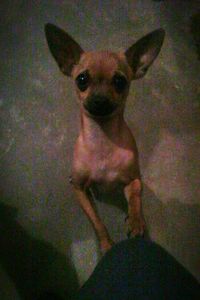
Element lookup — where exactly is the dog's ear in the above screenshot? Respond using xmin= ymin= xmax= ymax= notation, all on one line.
xmin=125 ymin=29 xmax=165 ymax=79
xmin=45 ymin=23 xmax=84 ymax=76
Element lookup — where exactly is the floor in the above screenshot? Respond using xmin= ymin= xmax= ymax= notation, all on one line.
xmin=0 ymin=1 xmax=199 ymax=299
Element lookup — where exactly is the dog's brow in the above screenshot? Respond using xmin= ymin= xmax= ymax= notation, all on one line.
xmin=73 ymin=65 xmax=89 ymax=78
xmin=77 ymin=69 xmax=89 ymax=77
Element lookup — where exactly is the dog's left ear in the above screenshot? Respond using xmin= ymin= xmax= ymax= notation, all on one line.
xmin=45 ymin=23 xmax=84 ymax=76
xmin=125 ymin=28 xmax=165 ymax=79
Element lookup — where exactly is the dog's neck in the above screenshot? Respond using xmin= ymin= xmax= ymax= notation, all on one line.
xmin=79 ymin=109 xmax=125 ymax=147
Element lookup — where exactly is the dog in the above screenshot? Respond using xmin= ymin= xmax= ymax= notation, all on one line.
xmin=45 ymin=24 xmax=165 ymax=252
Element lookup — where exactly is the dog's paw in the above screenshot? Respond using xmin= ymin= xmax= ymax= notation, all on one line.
xmin=126 ymin=214 xmax=146 ymax=238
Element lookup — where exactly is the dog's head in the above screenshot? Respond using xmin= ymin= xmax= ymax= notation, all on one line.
xmin=45 ymin=24 xmax=165 ymax=118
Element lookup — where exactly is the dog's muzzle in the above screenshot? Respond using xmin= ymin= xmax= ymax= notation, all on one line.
xmin=84 ymin=95 xmax=117 ymax=117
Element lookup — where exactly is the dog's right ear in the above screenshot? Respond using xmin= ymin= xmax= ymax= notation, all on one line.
xmin=45 ymin=23 xmax=84 ymax=76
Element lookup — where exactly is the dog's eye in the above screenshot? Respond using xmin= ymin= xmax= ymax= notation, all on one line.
xmin=112 ymin=74 xmax=128 ymax=93
xmin=76 ymin=71 xmax=90 ymax=92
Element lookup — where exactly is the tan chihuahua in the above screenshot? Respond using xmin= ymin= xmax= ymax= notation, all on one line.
xmin=45 ymin=24 xmax=165 ymax=252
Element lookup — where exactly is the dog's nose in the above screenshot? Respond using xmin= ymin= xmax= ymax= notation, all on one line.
xmin=93 ymin=96 xmax=109 ymax=106
xmin=84 ymin=95 xmax=116 ymax=117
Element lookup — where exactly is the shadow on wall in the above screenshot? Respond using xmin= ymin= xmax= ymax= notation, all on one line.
xmin=190 ymin=11 xmax=200 ymax=60
xmin=0 ymin=199 xmax=79 ymax=300
xmin=143 ymin=184 xmax=200 ymax=281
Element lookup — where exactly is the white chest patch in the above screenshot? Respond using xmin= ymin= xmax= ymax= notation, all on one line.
xmin=89 ymin=148 xmax=135 ymax=186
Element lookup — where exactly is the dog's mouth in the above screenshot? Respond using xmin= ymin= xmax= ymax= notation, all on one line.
xmin=84 ymin=95 xmax=117 ymax=117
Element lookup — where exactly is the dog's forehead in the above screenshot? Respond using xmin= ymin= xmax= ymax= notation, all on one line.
xmin=73 ymin=51 xmax=130 ymax=78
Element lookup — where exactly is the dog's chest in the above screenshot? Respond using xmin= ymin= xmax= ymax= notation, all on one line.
xmin=73 ymin=127 xmax=138 ymax=189
xmin=88 ymin=147 xmax=135 ymax=186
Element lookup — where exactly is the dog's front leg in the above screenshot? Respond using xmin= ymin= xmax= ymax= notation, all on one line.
xmin=74 ymin=188 xmax=113 ymax=253
xmin=124 ymin=179 xmax=146 ymax=237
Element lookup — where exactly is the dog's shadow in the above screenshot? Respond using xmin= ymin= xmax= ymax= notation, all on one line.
xmin=90 ymin=186 xmax=128 ymax=212
xmin=0 ymin=199 xmax=79 ymax=300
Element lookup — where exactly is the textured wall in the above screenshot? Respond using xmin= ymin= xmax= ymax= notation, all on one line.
xmin=0 ymin=1 xmax=199 ymax=299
